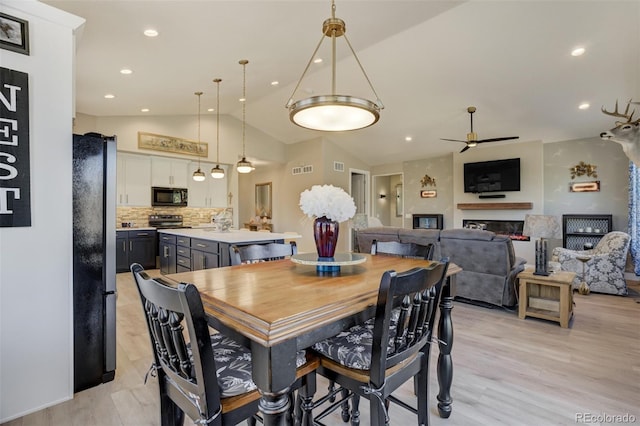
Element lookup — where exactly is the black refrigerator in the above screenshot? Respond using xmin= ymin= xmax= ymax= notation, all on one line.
xmin=72 ymin=132 xmax=117 ymax=392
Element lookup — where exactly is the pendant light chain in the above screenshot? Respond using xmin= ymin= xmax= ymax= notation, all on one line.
xmin=241 ymin=60 xmax=247 ymax=158
xmin=236 ymin=59 xmax=253 ymax=173
xmin=211 ymin=79 xmax=225 ymax=179
xmin=216 ymin=80 xmax=220 ymax=163
xmin=192 ymin=91 xmax=206 ymax=181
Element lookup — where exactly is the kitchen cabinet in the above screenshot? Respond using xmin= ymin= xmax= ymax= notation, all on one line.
xmin=116 ymin=229 xmax=157 ymax=272
xmin=117 ymin=153 xmax=151 ymax=206
xmin=191 ymin=238 xmax=220 ymax=270
xmin=188 ymin=161 xmax=229 ymax=207
xmin=159 ymin=234 xmax=177 ymax=274
xmin=562 ymin=214 xmax=612 ymax=250
xmin=151 ymin=157 xmax=189 ymax=188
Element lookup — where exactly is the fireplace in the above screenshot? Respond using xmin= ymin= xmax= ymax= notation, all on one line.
xmin=462 ymin=219 xmax=529 ymax=241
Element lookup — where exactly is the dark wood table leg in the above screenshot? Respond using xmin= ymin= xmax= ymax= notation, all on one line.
xmin=437 ymin=276 xmax=454 ymax=418
xmin=259 ymin=389 xmax=291 ymax=426
xmin=252 ymin=342 xmax=297 ymax=426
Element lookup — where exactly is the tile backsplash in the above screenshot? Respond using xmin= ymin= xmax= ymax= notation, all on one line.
xmin=117 ymin=206 xmax=229 ymax=228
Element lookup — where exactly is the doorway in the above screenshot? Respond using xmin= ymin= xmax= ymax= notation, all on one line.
xmin=349 ymin=169 xmax=369 ymax=250
xmin=372 ymin=173 xmax=404 ymax=227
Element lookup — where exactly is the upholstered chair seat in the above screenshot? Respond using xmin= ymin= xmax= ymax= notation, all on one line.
xmin=552 ymin=231 xmax=631 ymax=295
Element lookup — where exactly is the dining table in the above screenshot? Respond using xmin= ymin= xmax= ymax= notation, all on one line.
xmin=165 ymin=253 xmax=461 ymax=425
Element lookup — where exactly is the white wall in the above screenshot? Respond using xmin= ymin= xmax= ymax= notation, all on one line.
xmin=453 ymin=141 xmax=544 ymax=263
xmin=0 ymin=0 xmax=84 ymax=422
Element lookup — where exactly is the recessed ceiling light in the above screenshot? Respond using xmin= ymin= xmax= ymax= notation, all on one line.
xmin=578 ymin=102 xmax=590 ymax=110
xmin=313 ymin=58 xmax=323 ymax=64
xmin=104 ymin=94 xmax=115 ymax=99
xmin=207 ymin=108 xmax=215 ymax=112
xmin=144 ymin=29 xmax=158 ymax=37
xmin=571 ymin=47 xmax=585 ymax=56
xmin=405 ymin=136 xmax=413 ymax=142
xmin=239 ymin=97 xmax=246 ymax=102
xmin=141 ymin=108 xmax=149 ymax=112
xmin=271 ymin=81 xmax=279 ymax=86
xmin=120 ymin=68 xmax=133 ymax=75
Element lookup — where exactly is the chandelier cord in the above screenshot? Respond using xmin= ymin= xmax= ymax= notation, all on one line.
xmin=241 ymin=61 xmax=246 ymax=157
xmin=215 ymin=80 xmax=220 ymax=163
xmin=196 ymin=91 xmax=202 ymax=167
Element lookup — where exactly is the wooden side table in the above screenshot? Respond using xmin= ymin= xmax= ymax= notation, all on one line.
xmin=518 ymin=268 xmax=576 ymax=328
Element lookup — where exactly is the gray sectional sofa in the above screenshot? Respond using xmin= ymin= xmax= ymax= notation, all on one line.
xmin=355 ymin=227 xmax=526 ymax=307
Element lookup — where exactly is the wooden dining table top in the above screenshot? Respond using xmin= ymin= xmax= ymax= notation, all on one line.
xmin=166 ymin=254 xmax=461 ymax=347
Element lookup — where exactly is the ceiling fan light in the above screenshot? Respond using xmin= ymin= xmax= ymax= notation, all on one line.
xmin=467 ymin=141 xmax=477 ymax=148
xmin=210 ymin=165 xmax=225 ymax=179
xmin=192 ymin=168 xmax=206 ymax=181
xmin=289 ymin=95 xmax=380 ymax=131
xmin=237 ymin=157 xmax=253 ymax=174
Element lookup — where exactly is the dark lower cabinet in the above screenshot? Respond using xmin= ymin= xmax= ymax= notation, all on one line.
xmin=159 ymin=234 xmax=177 ymax=274
xmin=191 ymin=238 xmax=220 ymax=271
xmin=116 ymin=230 xmax=157 ymax=272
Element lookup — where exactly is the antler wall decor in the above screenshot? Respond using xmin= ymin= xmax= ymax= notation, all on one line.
xmin=600 ymin=99 xmax=640 ymax=166
xmin=570 ymin=161 xmax=597 ymax=179
xmin=420 ymin=174 xmax=436 ymax=188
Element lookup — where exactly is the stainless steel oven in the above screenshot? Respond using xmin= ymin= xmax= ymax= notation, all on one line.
xmin=151 ymin=187 xmax=188 ymax=207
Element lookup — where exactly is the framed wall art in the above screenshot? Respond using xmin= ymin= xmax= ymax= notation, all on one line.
xmin=138 ymin=131 xmax=208 ymax=157
xmin=0 ymin=12 xmax=29 ymax=55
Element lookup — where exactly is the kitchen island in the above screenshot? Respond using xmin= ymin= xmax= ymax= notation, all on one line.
xmin=157 ymin=228 xmax=301 ymax=274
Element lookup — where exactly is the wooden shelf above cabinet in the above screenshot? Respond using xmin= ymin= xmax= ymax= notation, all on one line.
xmin=457 ymin=202 xmax=533 ymax=210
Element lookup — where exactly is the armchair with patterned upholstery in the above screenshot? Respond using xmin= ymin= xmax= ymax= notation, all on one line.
xmin=551 ymin=231 xmax=631 ymax=295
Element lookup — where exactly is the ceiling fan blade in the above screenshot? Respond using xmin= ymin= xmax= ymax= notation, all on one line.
xmin=459 ymin=145 xmax=470 ymax=153
xmin=477 ymin=136 xmax=520 ymax=143
xmin=440 ymin=138 xmax=467 ymax=143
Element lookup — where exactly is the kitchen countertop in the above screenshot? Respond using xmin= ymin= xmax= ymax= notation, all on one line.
xmin=116 ymin=227 xmax=156 ymax=231
xmin=157 ymin=228 xmax=301 ymax=243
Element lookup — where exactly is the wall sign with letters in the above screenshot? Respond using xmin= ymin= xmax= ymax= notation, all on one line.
xmin=0 ymin=67 xmax=30 ymax=227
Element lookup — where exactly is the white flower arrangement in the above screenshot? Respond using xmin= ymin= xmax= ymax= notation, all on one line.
xmin=299 ymin=184 xmax=357 ymax=223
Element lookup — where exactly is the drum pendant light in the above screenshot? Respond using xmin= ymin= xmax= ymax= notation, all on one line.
xmin=192 ymin=91 xmax=206 ymax=182
xmin=210 ymin=78 xmax=225 ymax=179
xmin=286 ymin=0 xmax=384 ymax=132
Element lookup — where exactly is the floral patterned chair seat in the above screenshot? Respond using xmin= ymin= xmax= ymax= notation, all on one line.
xmin=551 ymin=231 xmax=631 ymax=295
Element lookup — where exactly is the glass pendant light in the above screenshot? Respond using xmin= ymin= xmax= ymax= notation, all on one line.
xmin=210 ymin=78 xmax=225 ymax=179
xmin=192 ymin=91 xmax=206 ymax=182
xmin=237 ymin=59 xmax=253 ymax=174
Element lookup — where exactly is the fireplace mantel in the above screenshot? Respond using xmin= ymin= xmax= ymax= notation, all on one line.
xmin=457 ymin=202 xmax=533 ymax=210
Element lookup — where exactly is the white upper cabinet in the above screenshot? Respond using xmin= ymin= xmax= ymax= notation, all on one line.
xmin=188 ymin=161 xmax=229 ymax=208
xmin=117 ymin=153 xmax=151 ymax=206
xmin=151 ymin=157 xmax=190 ymax=188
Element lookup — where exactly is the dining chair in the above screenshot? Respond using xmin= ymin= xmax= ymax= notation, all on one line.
xmin=130 ymin=263 xmax=318 ymax=426
xmin=310 ymin=259 xmax=449 ymax=426
xmin=371 ymin=239 xmax=435 ymax=260
xmin=229 ymin=241 xmax=297 ymax=266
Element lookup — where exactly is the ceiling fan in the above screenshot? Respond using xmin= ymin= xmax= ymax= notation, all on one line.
xmin=441 ymin=106 xmax=519 ymax=153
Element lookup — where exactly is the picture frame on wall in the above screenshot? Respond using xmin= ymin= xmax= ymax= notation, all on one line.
xmin=0 ymin=12 xmax=29 ymax=56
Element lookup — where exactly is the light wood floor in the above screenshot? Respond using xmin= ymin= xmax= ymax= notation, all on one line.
xmin=4 ymin=272 xmax=639 ymax=426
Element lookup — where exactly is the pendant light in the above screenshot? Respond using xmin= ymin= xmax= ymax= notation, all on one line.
xmin=210 ymin=78 xmax=225 ymax=179
xmin=286 ymin=0 xmax=383 ymax=132
xmin=237 ymin=59 xmax=253 ymax=174
xmin=192 ymin=91 xmax=206 ymax=182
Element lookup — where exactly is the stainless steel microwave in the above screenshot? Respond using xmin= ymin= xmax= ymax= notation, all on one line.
xmin=151 ymin=187 xmax=188 ymax=207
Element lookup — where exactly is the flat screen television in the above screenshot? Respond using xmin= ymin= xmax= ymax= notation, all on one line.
xmin=463 ymin=158 xmax=521 ymax=193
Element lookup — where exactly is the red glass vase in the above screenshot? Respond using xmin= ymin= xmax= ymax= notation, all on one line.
xmin=313 ymin=216 xmax=339 ymax=259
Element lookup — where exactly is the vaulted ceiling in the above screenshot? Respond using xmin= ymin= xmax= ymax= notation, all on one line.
xmin=43 ymin=0 xmax=640 ymax=165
